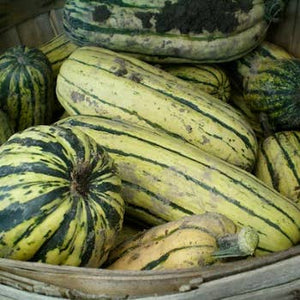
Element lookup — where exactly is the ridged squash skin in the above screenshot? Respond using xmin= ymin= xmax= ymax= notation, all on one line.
xmin=162 ymin=64 xmax=231 ymax=102
xmin=56 ymin=46 xmax=257 ymax=171
xmin=57 ymin=115 xmax=300 ymax=255
xmin=0 ymin=110 xmax=13 ymax=145
xmin=228 ymin=41 xmax=294 ymax=138
xmin=242 ymin=58 xmax=300 ymax=131
xmin=255 ymin=131 xmax=300 ymax=205
xmin=63 ymin=0 xmax=284 ymax=63
xmin=106 ymin=213 xmax=257 ymax=271
xmin=0 ymin=125 xmax=124 ymax=267
xmin=227 ymin=41 xmax=299 ymax=132
xmin=0 ymin=46 xmax=54 ymax=131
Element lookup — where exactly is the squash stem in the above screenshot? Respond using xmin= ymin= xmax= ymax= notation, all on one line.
xmin=70 ymin=159 xmax=92 ymax=197
xmin=213 ymin=227 xmax=259 ymax=258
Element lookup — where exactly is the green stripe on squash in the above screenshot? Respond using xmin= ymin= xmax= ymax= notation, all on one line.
xmin=0 ymin=125 xmax=124 ymax=267
xmin=57 ymin=115 xmax=300 ymax=254
xmin=62 ymin=0 xmax=282 ymax=63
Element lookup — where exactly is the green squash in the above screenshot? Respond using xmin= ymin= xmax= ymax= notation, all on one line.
xmin=0 ymin=46 xmax=54 ymax=131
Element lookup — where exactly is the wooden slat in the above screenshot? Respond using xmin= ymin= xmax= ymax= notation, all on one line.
xmin=0 ymin=26 xmax=21 ymax=53
xmin=0 ymin=245 xmax=299 ymax=299
xmin=16 ymin=16 xmax=52 ymax=48
xmin=268 ymin=0 xmax=300 ymax=57
xmin=0 ymin=284 xmax=66 ymax=300
xmin=49 ymin=8 xmax=64 ymax=35
xmin=0 ymin=0 xmax=65 ymax=33
xmin=134 ymin=255 xmax=300 ymax=299
xmin=0 ymin=253 xmax=300 ymax=299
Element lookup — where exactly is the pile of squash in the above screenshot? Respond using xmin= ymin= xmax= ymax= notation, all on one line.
xmin=0 ymin=0 xmax=299 ymax=271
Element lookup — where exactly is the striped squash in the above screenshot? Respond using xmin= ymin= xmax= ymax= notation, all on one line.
xmin=57 ymin=115 xmax=300 ymax=255
xmin=0 ymin=45 xmax=54 ymax=131
xmin=255 ymin=131 xmax=300 ymax=205
xmin=39 ymin=34 xmax=79 ymax=121
xmin=39 ymin=33 xmax=79 ymax=77
xmin=227 ymin=41 xmax=295 ymax=138
xmin=242 ymin=58 xmax=300 ymax=132
xmin=63 ymin=0 xmax=284 ymax=63
xmin=0 ymin=110 xmax=13 ymax=145
xmin=0 ymin=125 xmax=124 ymax=267
xmin=162 ymin=64 xmax=231 ymax=102
xmin=56 ymin=46 xmax=257 ymax=171
xmin=226 ymin=41 xmax=299 ymax=132
xmin=106 ymin=213 xmax=258 ymax=271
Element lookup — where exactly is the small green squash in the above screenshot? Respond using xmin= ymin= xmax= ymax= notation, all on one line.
xmin=0 ymin=46 xmax=54 ymax=131
xmin=226 ymin=41 xmax=299 ymax=132
xmin=242 ymin=58 xmax=300 ymax=132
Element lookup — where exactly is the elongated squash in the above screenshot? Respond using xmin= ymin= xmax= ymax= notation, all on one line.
xmin=106 ymin=213 xmax=258 ymax=271
xmin=56 ymin=46 xmax=257 ymax=170
xmin=0 ymin=125 xmax=124 ymax=267
xmin=39 ymin=33 xmax=79 ymax=77
xmin=255 ymin=131 xmax=300 ymax=205
xmin=57 ymin=115 xmax=300 ymax=255
xmin=63 ymin=0 xmax=285 ymax=63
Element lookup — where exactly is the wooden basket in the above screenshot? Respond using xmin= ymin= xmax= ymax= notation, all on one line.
xmin=0 ymin=1 xmax=300 ymax=299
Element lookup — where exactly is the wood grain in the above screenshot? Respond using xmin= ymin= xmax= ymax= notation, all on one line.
xmin=268 ymin=0 xmax=300 ymax=57
xmin=0 ymin=246 xmax=299 ymax=299
xmin=0 ymin=0 xmax=65 ymax=33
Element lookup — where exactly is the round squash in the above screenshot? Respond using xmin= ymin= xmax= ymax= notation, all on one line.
xmin=0 ymin=125 xmax=124 ymax=267
xmin=242 ymin=58 xmax=300 ymax=132
xmin=0 ymin=45 xmax=54 ymax=131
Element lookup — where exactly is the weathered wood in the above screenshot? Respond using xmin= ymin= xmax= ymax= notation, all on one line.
xmin=0 ymin=284 xmax=67 ymax=300
xmin=0 ymin=26 xmax=21 ymax=51
xmin=49 ymin=8 xmax=64 ymax=34
xmin=0 ymin=253 xmax=300 ymax=299
xmin=0 ymin=246 xmax=300 ymax=299
xmin=16 ymin=13 xmax=54 ymax=47
xmin=0 ymin=8 xmax=64 ymax=53
xmin=132 ymin=255 xmax=300 ymax=300
xmin=268 ymin=0 xmax=300 ymax=57
xmin=0 ymin=0 xmax=65 ymax=33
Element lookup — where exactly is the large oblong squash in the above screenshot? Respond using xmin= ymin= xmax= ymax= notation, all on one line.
xmin=63 ymin=0 xmax=285 ymax=63
xmin=57 ymin=115 xmax=300 ymax=255
xmin=56 ymin=46 xmax=257 ymax=170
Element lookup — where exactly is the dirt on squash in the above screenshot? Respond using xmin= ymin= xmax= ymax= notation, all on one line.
xmin=135 ymin=0 xmax=253 ymax=34
xmin=93 ymin=5 xmax=112 ymax=22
